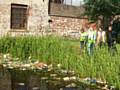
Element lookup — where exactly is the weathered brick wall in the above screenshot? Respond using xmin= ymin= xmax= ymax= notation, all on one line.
xmin=49 ymin=3 xmax=85 ymax=18
xmin=50 ymin=16 xmax=88 ymax=35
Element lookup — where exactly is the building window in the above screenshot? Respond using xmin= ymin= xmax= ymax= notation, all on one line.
xmin=11 ymin=4 xmax=28 ymax=29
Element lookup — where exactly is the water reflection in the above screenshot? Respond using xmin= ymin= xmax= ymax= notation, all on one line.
xmin=0 ymin=67 xmax=113 ymax=90
xmin=9 ymin=69 xmax=80 ymax=90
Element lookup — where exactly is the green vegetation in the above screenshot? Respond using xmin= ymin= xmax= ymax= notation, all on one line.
xmin=84 ymin=0 xmax=120 ymax=20
xmin=83 ymin=0 xmax=120 ymax=31
xmin=0 ymin=36 xmax=120 ymax=88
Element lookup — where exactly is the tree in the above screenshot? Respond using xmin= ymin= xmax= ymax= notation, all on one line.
xmin=83 ymin=0 xmax=120 ymax=30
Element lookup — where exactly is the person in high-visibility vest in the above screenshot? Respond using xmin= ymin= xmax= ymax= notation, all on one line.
xmin=87 ymin=26 xmax=97 ymax=55
xmin=80 ymin=28 xmax=88 ymax=50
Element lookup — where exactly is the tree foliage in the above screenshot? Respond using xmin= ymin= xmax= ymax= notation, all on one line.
xmin=84 ymin=0 xmax=120 ymax=22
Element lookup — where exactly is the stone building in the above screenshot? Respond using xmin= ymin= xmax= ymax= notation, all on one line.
xmin=0 ymin=0 xmax=88 ymax=36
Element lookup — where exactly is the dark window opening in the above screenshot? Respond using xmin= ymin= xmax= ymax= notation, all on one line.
xmin=11 ymin=4 xmax=28 ymax=29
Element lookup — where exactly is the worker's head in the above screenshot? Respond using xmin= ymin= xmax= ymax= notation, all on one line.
xmin=99 ymin=27 xmax=102 ymax=31
xmin=89 ymin=27 xmax=93 ymax=31
xmin=81 ymin=28 xmax=85 ymax=33
xmin=108 ymin=25 xmax=112 ymax=31
xmin=85 ymin=24 xmax=90 ymax=29
xmin=92 ymin=24 xmax=96 ymax=30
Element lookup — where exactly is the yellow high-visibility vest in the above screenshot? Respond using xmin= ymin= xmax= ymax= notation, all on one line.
xmin=88 ymin=31 xmax=96 ymax=43
xmin=80 ymin=32 xmax=88 ymax=41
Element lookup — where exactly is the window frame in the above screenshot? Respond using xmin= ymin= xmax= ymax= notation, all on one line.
xmin=11 ymin=4 xmax=28 ymax=31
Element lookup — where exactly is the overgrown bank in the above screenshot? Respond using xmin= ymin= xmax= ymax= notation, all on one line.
xmin=0 ymin=36 xmax=120 ymax=89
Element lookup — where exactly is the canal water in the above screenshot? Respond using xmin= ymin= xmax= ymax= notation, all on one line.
xmin=0 ymin=69 xmax=81 ymax=90
xmin=0 ymin=68 xmax=110 ymax=90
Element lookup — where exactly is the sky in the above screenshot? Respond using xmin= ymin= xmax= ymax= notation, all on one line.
xmin=63 ymin=0 xmax=84 ymax=6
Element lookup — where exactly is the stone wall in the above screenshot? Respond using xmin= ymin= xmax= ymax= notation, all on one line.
xmin=50 ymin=16 xmax=88 ymax=35
xmin=0 ymin=1 xmax=10 ymax=36
xmin=28 ymin=0 xmax=49 ymax=33
xmin=0 ymin=0 xmax=49 ymax=36
xmin=49 ymin=3 xmax=85 ymax=18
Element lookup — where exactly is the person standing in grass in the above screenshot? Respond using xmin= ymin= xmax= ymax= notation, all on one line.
xmin=96 ymin=27 xmax=106 ymax=48
xmin=87 ymin=25 xmax=97 ymax=55
xmin=79 ymin=28 xmax=88 ymax=51
xmin=107 ymin=25 xmax=118 ymax=56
